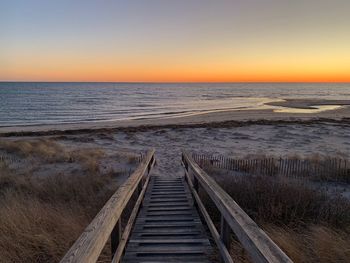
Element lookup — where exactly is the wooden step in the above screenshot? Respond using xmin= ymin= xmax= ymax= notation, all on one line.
xmin=122 ymin=175 xmax=213 ymax=262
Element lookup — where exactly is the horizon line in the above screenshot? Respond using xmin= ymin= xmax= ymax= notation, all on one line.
xmin=1 ymin=80 xmax=350 ymax=84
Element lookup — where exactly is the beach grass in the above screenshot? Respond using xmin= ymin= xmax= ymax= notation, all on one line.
xmin=1 ymin=136 xmax=349 ymax=262
xmin=201 ymin=171 xmax=350 ymax=262
xmin=0 ymin=138 xmax=140 ymax=262
xmin=0 ymin=164 xmax=118 ymax=263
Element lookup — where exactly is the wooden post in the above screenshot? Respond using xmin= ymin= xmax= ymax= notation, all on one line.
xmin=220 ymin=214 xmax=231 ymax=256
xmin=111 ymin=220 xmax=122 ymax=258
xmin=280 ymin=159 xmax=283 ymax=176
xmin=288 ymin=159 xmax=292 ymax=177
xmin=254 ymin=159 xmax=257 ymax=174
xmin=345 ymin=160 xmax=348 ymax=178
xmin=271 ymin=159 xmax=273 ymax=176
xmin=194 ymin=176 xmax=199 ymax=192
xmin=263 ymin=159 xmax=266 ymax=175
xmin=137 ymin=179 xmax=143 ymax=195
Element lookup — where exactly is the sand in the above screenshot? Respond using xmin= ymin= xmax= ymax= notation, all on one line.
xmin=266 ymin=99 xmax=350 ymax=109
xmin=1 ymin=98 xmax=349 ymax=197
xmin=0 ymin=99 xmax=349 ymax=135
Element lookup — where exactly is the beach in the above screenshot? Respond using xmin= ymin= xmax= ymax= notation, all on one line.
xmin=1 ymin=98 xmax=350 ymax=175
xmin=0 ymin=98 xmax=349 ymax=135
xmin=3 ymin=0 xmax=350 ymax=260
xmin=1 ymin=89 xmax=350 ymax=262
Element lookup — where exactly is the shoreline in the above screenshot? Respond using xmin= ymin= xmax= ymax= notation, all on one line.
xmin=1 ymin=99 xmax=349 ymax=137
xmin=1 ymin=110 xmax=350 ymax=137
xmin=266 ymin=99 xmax=350 ymax=109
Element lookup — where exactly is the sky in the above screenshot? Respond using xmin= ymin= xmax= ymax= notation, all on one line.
xmin=1 ymin=0 xmax=350 ymax=82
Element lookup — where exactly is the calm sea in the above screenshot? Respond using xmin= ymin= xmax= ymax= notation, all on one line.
xmin=0 ymin=82 xmax=349 ymax=127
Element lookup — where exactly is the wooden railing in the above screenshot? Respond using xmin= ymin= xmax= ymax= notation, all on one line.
xmin=61 ymin=149 xmax=156 ymax=263
xmin=182 ymin=150 xmax=293 ymax=263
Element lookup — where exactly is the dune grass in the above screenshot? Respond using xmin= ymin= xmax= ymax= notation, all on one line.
xmin=0 ymin=138 xmax=124 ymax=263
xmin=0 ymin=165 xmax=117 ymax=263
xmin=201 ymin=170 xmax=350 ymax=262
xmin=0 ymin=139 xmax=71 ymax=162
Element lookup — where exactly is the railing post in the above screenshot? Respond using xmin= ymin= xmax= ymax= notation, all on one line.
xmin=111 ymin=219 xmax=122 ymax=259
xmin=183 ymin=156 xmax=189 ymax=183
xmin=220 ymin=214 xmax=231 ymax=258
xmin=138 ymin=179 xmax=143 ymax=195
xmin=193 ymin=176 xmax=199 ymax=192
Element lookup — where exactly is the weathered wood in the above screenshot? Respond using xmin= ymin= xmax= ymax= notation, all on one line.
xmin=123 ymin=175 xmax=213 ymax=262
xmin=182 ymin=150 xmax=293 ymax=263
xmin=111 ymin=168 xmax=152 ymax=263
xmin=193 ymin=176 xmax=199 ymax=192
xmin=60 ymin=149 xmax=155 ymax=263
xmin=220 ymin=215 xmax=231 ymax=250
xmin=184 ymin=170 xmax=233 ymax=263
xmin=111 ymin=220 xmax=122 ymax=258
xmin=194 ymin=153 xmax=348 ymax=181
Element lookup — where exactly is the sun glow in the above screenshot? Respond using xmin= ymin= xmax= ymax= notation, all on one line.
xmin=1 ymin=1 xmax=350 ymax=82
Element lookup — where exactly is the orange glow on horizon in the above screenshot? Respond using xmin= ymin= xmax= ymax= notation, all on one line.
xmin=0 ymin=59 xmax=350 ymax=82
xmin=2 ymin=1 xmax=350 ymax=83
xmin=2 ymin=65 xmax=349 ymax=83
xmin=2 ymin=47 xmax=349 ymax=83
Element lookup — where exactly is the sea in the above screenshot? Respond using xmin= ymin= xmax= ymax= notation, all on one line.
xmin=0 ymin=82 xmax=349 ymax=127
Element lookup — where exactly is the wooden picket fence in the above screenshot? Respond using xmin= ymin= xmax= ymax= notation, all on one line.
xmin=192 ymin=153 xmax=350 ymax=182
xmin=0 ymin=155 xmax=23 ymax=164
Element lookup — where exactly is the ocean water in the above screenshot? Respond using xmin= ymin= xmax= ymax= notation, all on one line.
xmin=0 ymin=82 xmax=349 ymax=127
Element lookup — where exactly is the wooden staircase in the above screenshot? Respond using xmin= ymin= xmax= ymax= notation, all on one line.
xmin=123 ymin=175 xmax=213 ymax=262
xmin=60 ymin=149 xmax=292 ymax=263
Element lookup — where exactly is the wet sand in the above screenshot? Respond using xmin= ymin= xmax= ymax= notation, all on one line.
xmin=0 ymin=99 xmax=349 ymax=136
xmin=266 ymin=99 xmax=350 ymax=109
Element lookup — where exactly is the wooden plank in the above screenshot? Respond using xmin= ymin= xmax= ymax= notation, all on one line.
xmin=185 ymin=170 xmax=233 ymax=263
xmin=221 ymin=215 xmax=231 ymax=249
xmin=110 ymin=220 xmax=122 ymax=258
xmin=111 ymin=167 xmax=152 ymax=263
xmin=123 ymin=175 xmax=213 ymax=263
xmin=182 ymin=150 xmax=293 ymax=263
xmin=60 ymin=149 xmax=155 ymax=263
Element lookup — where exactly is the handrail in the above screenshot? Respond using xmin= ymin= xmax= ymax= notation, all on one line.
xmin=182 ymin=150 xmax=293 ymax=263
xmin=61 ymin=149 xmax=156 ymax=263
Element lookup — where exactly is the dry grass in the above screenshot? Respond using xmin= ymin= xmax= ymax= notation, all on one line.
xmin=226 ymin=224 xmax=350 ymax=263
xmin=70 ymin=148 xmax=105 ymax=174
xmin=264 ymin=225 xmax=350 ymax=263
xmin=0 ymin=139 xmax=70 ymax=162
xmin=0 ymin=160 xmax=117 ymax=262
xmin=200 ymin=171 xmax=350 ymax=262
xmin=0 ymin=138 xmax=141 ymax=262
xmin=0 ymin=194 xmax=89 ymax=262
xmin=0 ymin=139 xmax=107 ymax=174
xmin=217 ymin=174 xmax=350 ymax=227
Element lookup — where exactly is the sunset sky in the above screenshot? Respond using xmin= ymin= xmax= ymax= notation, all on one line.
xmin=1 ymin=0 xmax=350 ymax=82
